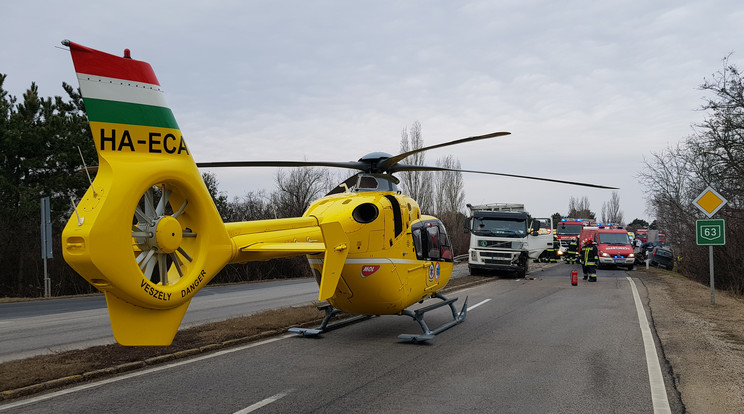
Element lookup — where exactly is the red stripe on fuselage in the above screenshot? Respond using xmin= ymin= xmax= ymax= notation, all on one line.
xmin=68 ymin=41 xmax=160 ymax=86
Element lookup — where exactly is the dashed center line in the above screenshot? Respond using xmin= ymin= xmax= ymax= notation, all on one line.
xmin=234 ymin=390 xmax=293 ymax=413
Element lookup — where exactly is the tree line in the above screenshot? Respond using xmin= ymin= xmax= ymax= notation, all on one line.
xmin=0 ymin=75 xmax=468 ymax=297
xmin=0 ymin=75 xmax=97 ymax=297
xmin=639 ymin=56 xmax=744 ymax=294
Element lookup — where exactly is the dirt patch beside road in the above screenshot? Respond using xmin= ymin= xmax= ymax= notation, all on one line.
xmin=640 ymin=268 xmax=744 ymax=413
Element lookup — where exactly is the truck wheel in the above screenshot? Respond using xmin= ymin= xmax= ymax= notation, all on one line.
xmin=469 ymin=266 xmax=480 ymax=276
xmin=516 ymin=259 xmax=528 ymax=278
xmin=627 ymin=265 xmax=634 ymax=271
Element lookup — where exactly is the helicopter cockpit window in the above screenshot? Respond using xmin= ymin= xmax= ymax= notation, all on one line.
xmin=358 ymin=176 xmax=378 ymax=190
xmin=412 ymin=228 xmax=424 ymax=259
xmin=412 ymin=221 xmax=453 ymax=262
xmin=427 ymin=226 xmax=441 ymax=260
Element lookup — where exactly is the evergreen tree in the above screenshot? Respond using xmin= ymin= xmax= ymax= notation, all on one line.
xmin=0 ymin=76 xmax=95 ymax=296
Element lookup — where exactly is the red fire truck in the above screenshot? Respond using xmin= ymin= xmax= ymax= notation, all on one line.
xmin=556 ymin=218 xmax=596 ymax=258
xmin=635 ymin=229 xmax=649 ymax=244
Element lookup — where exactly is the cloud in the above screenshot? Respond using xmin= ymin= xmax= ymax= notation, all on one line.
xmin=4 ymin=0 xmax=744 ymax=223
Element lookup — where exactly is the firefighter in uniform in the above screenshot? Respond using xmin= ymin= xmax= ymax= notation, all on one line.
xmin=567 ymin=237 xmax=578 ymax=264
xmin=550 ymin=234 xmax=560 ymax=263
xmin=580 ymin=240 xmax=590 ymax=279
xmin=582 ymin=240 xmax=599 ymax=282
xmin=545 ymin=235 xmax=556 ymax=263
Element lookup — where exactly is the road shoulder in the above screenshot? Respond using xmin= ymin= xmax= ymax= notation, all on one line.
xmin=639 ymin=269 xmax=744 ymax=413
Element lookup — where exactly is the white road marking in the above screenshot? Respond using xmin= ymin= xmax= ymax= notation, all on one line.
xmin=626 ymin=276 xmax=672 ymax=414
xmin=467 ymin=298 xmax=491 ymax=311
xmin=234 ymin=390 xmax=293 ymax=413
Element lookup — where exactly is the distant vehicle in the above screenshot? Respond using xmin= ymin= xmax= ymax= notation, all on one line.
xmin=580 ymin=227 xmax=635 ymax=270
xmin=595 ymin=228 xmax=635 ymax=270
xmin=636 ymin=229 xmax=649 ymax=244
xmin=579 ymin=226 xmax=599 ymax=249
xmin=649 ymin=246 xmax=674 ymax=270
xmin=555 ymin=218 xmax=596 ymax=254
xmin=464 ymin=203 xmax=552 ymax=278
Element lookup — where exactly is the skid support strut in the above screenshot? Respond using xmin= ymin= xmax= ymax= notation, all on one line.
xmin=398 ymin=292 xmax=468 ymax=342
xmin=289 ymin=304 xmax=372 ymax=337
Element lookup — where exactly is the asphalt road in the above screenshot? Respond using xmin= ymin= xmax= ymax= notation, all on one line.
xmin=0 ymin=263 xmax=681 ymax=413
xmin=0 ymin=279 xmax=319 ymax=362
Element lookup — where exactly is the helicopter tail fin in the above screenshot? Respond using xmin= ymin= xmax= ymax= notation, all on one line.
xmin=61 ymin=41 xmax=233 ymax=345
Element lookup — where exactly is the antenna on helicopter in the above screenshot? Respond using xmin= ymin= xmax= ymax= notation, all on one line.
xmin=77 ymin=146 xmax=96 ymax=197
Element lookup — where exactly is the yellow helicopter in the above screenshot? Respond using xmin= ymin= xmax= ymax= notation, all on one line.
xmin=60 ymin=40 xmax=615 ymax=346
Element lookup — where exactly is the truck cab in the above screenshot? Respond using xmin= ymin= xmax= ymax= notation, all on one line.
xmin=464 ymin=203 xmax=552 ymax=278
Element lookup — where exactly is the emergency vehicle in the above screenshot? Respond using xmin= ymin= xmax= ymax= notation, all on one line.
xmin=580 ymin=227 xmax=635 ymax=270
xmin=635 ymin=229 xmax=649 ymax=243
xmin=555 ymin=218 xmax=596 ymax=259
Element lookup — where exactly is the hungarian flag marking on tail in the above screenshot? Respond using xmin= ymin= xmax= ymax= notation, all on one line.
xmin=64 ymin=40 xmax=189 ymax=156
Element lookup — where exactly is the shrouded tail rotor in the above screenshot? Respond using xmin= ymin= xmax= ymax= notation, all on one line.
xmin=132 ymin=185 xmax=197 ymax=286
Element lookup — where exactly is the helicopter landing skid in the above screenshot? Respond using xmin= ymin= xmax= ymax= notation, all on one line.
xmin=289 ymin=304 xmax=373 ymax=337
xmin=397 ymin=293 xmax=468 ymax=343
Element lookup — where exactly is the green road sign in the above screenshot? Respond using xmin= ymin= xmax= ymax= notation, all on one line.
xmin=696 ymin=219 xmax=726 ymax=245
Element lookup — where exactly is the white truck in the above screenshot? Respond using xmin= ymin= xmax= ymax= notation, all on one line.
xmin=464 ymin=203 xmax=553 ymax=278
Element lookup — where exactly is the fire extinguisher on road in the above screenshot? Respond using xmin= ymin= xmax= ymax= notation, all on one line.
xmin=571 ymin=270 xmax=578 ymax=286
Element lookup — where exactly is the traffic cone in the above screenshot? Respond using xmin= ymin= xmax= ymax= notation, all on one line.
xmin=571 ymin=270 xmax=578 ymax=286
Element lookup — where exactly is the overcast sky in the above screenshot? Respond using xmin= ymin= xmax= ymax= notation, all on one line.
xmin=3 ymin=1 xmax=743 ymax=223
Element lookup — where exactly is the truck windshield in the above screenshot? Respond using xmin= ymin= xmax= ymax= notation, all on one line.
xmin=557 ymin=224 xmax=583 ymax=236
xmin=598 ymin=233 xmax=631 ymax=245
xmin=473 ymin=218 xmax=526 ymax=238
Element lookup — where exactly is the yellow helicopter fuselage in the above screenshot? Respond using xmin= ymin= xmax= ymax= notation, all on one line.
xmin=303 ymin=191 xmax=454 ymax=315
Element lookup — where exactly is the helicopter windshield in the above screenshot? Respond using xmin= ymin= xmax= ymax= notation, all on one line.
xmin=326 ymin=174 xmax=399 ymax=195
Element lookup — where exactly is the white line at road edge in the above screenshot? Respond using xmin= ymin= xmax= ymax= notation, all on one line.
xmin=234 ymin=390 xmax=293 ymax=413
xmin=626 ymin=276 xmax=672 ymax=414
xmin=1 ymin=300 xmax=495 ymax=412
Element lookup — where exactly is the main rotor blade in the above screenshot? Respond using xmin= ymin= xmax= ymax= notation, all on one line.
xmin=197 ymin=160 xmax=367 ymax=170
xmin=393 ymin=165 xmax=618 ymax=189
xmin=379 ymin=131 xmax=511 ymax=172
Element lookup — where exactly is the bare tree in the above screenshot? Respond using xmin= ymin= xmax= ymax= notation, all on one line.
xmin=600 ymin=191 xmax=624 ymax=225
xmin=637 ymin=56 xmax=744 ymax=293
xmin=432 ymin=155 xmax=469 ymax=254
xmin=638 ymin=142 xmax=699 ymax=246
xmin=398 ymin=121 xmax=434 ymax=214
xmin=223 ymin=190 xmax=273 ymax=222
xmin=567 ymin=196 xmax=595 ymax=219
xmin=434 ymin=154 xmax=465 ymax=215
xmin=272 ymin=167 xmax=332 ymax=218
